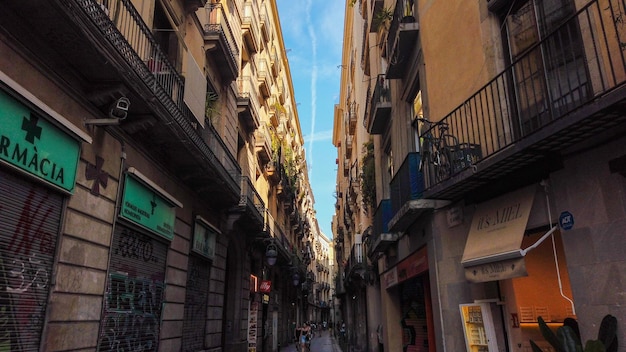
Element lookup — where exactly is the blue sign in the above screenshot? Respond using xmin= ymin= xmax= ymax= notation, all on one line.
xmin=559 ymin=211 xmax=574 ymax=230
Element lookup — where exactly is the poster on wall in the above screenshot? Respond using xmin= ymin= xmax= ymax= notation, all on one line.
xmin=248 ymin=301 xmax=258 ymax=351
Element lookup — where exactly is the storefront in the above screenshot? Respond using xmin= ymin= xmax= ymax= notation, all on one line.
xmin=182 ymin=216 xmax=219 ymax=350
xmin=459 ymin=184 xmax=575 ymax=352
xmin=0 ymin=75 xmax=89 ymax=350
xmin=97 ymin=169 xmax=181 ymax=350
xmin=382 ymin=246 xmax=435 ymax=352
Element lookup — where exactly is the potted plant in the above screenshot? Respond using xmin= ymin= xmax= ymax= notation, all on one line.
xmin=373 ymin=6 xmax=393 ymax=31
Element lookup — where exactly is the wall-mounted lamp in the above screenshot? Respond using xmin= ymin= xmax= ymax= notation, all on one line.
xmin=265 ymin=243 xmax=278 ymax=266
xmin=292 ymin=271 xmax=300 ymax=286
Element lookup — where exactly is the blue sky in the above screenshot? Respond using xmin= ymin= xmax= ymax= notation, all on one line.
xmin=276 ymin=0 xmax=345 ymax=240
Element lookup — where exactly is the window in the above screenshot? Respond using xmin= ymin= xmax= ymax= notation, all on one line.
xmin=503 ymin=0 xmax=589 ymax=135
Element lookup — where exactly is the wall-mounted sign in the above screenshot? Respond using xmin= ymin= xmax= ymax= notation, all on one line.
xmin=559 ymin=211 xmax=574 ymax=230
xmin=120 ymin=172 xmax=177 ymax=240
xmin=259 ymin=280 xmax=272 ymax=293
xmin=192 ymin=216 xmax=218 ymax=260
xmin=0 ymin=90 xmax=80 ymax=192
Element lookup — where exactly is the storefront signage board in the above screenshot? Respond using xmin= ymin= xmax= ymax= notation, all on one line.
xmin=120 ymin=174 xmax=176 ymax=240
xmin=193 ymin=218 xmax=218 ymax=260
xmin=0 ymin=90 xmax=80 ymax=193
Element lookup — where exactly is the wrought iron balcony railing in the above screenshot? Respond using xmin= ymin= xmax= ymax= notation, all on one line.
xmin=237 ymin=75 xmax=261 ymax=130
xmin=366 ymin=74 xmax=391 ymax=134
xmin=82 ymin=0 xmax=241 ymax=195
xmin=202 ymin=3 xmax=240 ymax=82
xmin=242 ymin=0 xmax=261 ymax=53
xmin=239 ymin=176 xmax=265 ymax=227
xmin=386 ymin=0 xmax=419 ymax=79
xmin=390 ymin=152 xmax=424 ymax=214
xmin=367 ymin=199 xmax=398 ymax=258
xmin=421 ymin=0 xmax=626 ymax=199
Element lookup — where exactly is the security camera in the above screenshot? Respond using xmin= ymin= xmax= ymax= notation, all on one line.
xmin=109 ymin=96 xmax=130 ymax=120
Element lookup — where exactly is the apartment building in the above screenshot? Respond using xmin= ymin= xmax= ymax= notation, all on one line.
xmin=335 ymin=0 xmax=626 ymax=351
xmin=0 ymin=0 xmax=318 ymax=351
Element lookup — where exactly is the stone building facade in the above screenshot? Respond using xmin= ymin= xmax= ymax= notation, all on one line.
xmin=334 ymin=0 xmax=626 ymax=352
xmin=0 ymin=0 xmax=318 ymax=351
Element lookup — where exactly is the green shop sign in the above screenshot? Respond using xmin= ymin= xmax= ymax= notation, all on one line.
xmin=192 ymin=217 xmax=218 ymax=260
xmin=0 ymin=90 xmax=80 ymax=192
xmin=120 ymin=174 xmax=176 ymax=241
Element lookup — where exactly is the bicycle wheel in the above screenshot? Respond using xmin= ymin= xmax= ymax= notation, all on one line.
xmin=434 ymin=148 xmax=452 ymax=181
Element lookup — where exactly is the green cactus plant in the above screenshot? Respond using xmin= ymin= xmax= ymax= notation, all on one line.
xmin=530 ymin=315 xmax=618 ymax=352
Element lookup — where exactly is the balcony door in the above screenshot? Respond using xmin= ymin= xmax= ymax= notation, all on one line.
xmin=505 ymin=0 xmax=589 ymax=136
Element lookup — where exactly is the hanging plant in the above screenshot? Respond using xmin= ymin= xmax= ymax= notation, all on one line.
xmin=360 ymin=140 xmax=376 ymax=212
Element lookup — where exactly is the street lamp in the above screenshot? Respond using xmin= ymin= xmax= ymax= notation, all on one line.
xmin=265 ymin=243 xmax=278 ymax=266
xmin=292 ymin=271 xmax=300 ymax=286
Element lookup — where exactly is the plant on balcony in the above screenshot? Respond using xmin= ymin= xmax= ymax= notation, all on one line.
xmin=205 ymin=91 xmax=219 ymax=125
xmin=373 ymin=6 xmax=393 ymax=31
xmin=361 ymin=140 xmax=376 ymax=213
xmin=265 ymin=126 xmax=281 ymax=182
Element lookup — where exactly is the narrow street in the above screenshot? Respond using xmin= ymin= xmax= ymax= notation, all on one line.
xmin=280 ymin=329 xmax=343 ymax=352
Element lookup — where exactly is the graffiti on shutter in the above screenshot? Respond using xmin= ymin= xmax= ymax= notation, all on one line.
xmin=0 ymin=171 xmax=63 ymax=350
xmin=98 ymin=225 xmax=167 ymax=351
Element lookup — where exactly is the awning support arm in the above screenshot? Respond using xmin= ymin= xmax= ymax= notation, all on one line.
xmin=520 ymin=226 xmax=558 ymax=256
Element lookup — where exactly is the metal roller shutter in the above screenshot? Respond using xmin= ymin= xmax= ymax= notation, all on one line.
xmin=0 ymin=170 xmax=63 ymax=351
xmin=181 ymin=255 xmax=210 ymax=351
xmin=98 ymin=224 xmax=168 ymax=351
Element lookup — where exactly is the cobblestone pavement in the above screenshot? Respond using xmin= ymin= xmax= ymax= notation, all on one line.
xmin=279 ymin=329 xmax=343 ymax=352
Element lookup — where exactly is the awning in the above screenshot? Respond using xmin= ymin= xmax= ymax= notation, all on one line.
xmin=461 ymin=185 xmax=557 ymax=283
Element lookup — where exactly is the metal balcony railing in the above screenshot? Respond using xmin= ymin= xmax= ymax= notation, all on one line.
xmin=85 ymin=0 xmax=240 ymax=186
xmin=203 ymin=3 xmax=240 ymax=73
xmin=240 ymin=176 xmax=264 ymax=221
xmin=366 ymin=74 xmax=391 ymax=134
xmin=242 ymin=1 xmax=260 ymax=52
xmin=390 ymin=153 xmax=424 ymax=215
xmin=347 ymin=243 xmax=364 ymax=271
xmin=94 ymin=0 xmax=184 ymax=107
xmin=421 ymin=0 xmax=626 ymax=191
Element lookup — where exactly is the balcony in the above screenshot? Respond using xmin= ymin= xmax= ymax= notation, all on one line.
xmin=0 ymin=0 xmax=243 ymax=208
xmin=256 ymin=210 xmax=293 ymax=265
xmin=270 ymin=46 xmax=280 ymax=77
xmin=345 ymin=135 xmax=353 ymax=158
xmin=367 ymin=199 xmax=398 ymax=258
xmin=345 ymin=243 xmax=366 ymax=285
xmin=257 ymin=58 xmax=271 ymax=98
xmin=237 ymin=176 xmax=265 ymax=230
xmin=242 ymin=1 xmax=260 ymax=53
xmin=367 ymin=75 xmax=391 ymax=134
xmin=259 ymin=3 xmax=270 ymax=43
xmin=202 ymin=3 xmax=240 ymax=83
xmin=277 ymin=79 xmax=286 ymax=104
xmin=421 ymin=0 xmax=626 ymax=201
xmin=237 ymin=75 xmax=261 ymax=131
xmin=347 ymin=102 xmax=357 ymax=135
xmin=385 ymin=0 xmax=419 ymax=79
xmin=387 ymin=153 xmax=450 ymax=231
xmin=255 ymin=123 xmax=272 ymax=164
